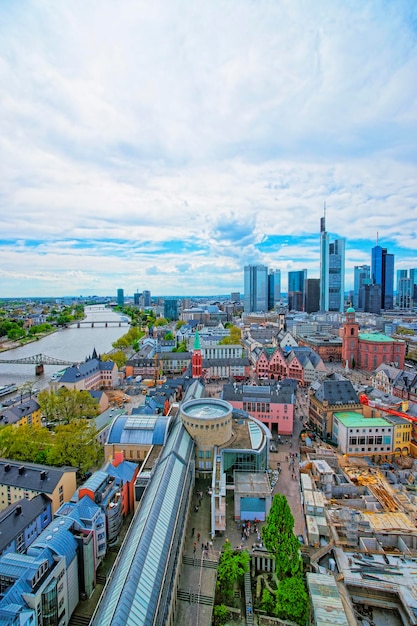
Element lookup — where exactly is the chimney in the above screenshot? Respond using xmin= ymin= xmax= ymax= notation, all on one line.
xmin=15 ymin=505 xmax=22 ymax=516
xmin=4 ymin=464 xmax=10 ymax=472
xmin=18 ymin=466 xmax=25 ymax=475
xmin=40 ymin=470 xmax=47 ymax=480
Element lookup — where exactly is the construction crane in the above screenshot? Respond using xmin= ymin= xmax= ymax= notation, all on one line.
xmin=359 ymin=394 xmax=417 ymax=423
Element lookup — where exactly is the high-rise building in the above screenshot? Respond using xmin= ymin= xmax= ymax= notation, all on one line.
xmin=244 ymin=265 xmax=268 ymax=313
xmin=410 ymin=269 xmax=417 ymax=307
xmin=164 ymin=297 xmax=178 ymax=320
xmin=288 ymin=270 xmax=307 ymax=311
xmin=353 ymin=265 xmax=370 ymax=309
xmin=143 ymin=290 xmax=151 ymax=307
xmin=268 ymin=269 xmax=281 ymax=310
xmin=319 ymin=213 xmax=345 ymax=312
xmin=134 ymin=291 xmax=142 ymax=306
xmin=304 ymin=278 xmax=320 ymax=313
xmin=117 ymin=288 xmax=124 ymax=307
xmin=230 ymin=292 xmax=241 ymax=303
xmin=371 ymin=243 xmax=394 ymax=310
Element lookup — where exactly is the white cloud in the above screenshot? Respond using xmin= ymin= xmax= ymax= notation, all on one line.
xmin=0 ymin=0 xmax=416 ymax=296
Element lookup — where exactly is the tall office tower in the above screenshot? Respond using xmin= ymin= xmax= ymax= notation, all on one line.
xmin=164 ymin=297 xmax=178 ymax=321
xmin=353 ymin=265 xmax=370 ymax=309
xmin=288 ymin=269 xmax=307 ymax=311
xmin=371 ymin=242 xmax=394 ymax=310
xmin=244 ymin=265 xmax=268 ymax=313
xmin=319 ymin=213 xmax=345 ymax=312
xmin=397 ymin=275 xmax=411 ymax=309
xmin=143 ymin=290 xmax=151 ymax=307
xmin=268 ymin=269 xmax=281 ymax=310
xmin=364 ymin=283 xmax=382 ymax=314
xmin=304 ymin=278 xmax=320 ymax=313
xmin=410 ymin=269 xmax=417 ymax=306
xmin=230 ymin=292 xmax=241 ymax=302
xmin=134 ymin=291 xmax=142 ymax=306
xmin=117 ymin=288 xmax=124 ymax=307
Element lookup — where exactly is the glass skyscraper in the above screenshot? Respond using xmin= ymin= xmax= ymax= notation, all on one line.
xmin=319 ymin=215 xmax=345 ymax=312
xmin=268 ymin=269 xmax=281 ymax=310
xmin=244 ymin=265 xmax=268 ymax=313
xmin=371 ymin=244 xmax=394 ymax=310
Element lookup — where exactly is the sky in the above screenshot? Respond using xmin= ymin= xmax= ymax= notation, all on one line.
xmin=1 ymin=0 xmax=417 ymax=298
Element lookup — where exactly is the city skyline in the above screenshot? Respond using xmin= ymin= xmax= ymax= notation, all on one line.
xmin=1 ymin=1 xmax=417 ymax=298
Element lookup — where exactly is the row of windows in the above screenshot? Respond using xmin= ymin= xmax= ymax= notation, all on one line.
xmin=183 ymin=420 xmax=226 ymax=430
xmin=349 ymin=447 xmax=391 ymax=452
xmin=349 ymin=436 xmax=391 ymax=445
xmin=198 ymin=450 xmax=212 ymax=458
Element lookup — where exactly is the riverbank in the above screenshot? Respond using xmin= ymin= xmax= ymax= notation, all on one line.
xmin=0 ymin=329 xmax=59 ymax=353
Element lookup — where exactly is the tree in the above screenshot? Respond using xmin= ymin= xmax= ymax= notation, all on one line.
xmin=262 ymin=494 xmax=303 ymax=579
xmin=176 ymin=320 xmax=186 ymax=330
xmin=38 ymin=388 xmax=99 ymax=426
xmin=101 ymin=351 xmax=126 ymax=369
xmin=219 ymin=326 xmax=242 ymax=345
xmin=213 ymin=604 xmax=229 ymax=625
xmin=260 ymin=588 xmax=275 ymax=614
xmin=48 ymin=419 xmax=103 ymax=474
xmin=164 ymin=331 xmax=174 ymax=340
xmin=216 ymin=541 xmax=250 ymax=603
xmin=275 ymin=577 xmax=309 ymax=625
xmin=0 ymin=425 xmax=51 ymax=464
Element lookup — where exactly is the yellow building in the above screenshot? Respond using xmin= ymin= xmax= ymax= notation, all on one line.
xmin=0 ymin=460 xmax=77 ymax=514
xmin=0 ymin=397 xmax=42 ymax=428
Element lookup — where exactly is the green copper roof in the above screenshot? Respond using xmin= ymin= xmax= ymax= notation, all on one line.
xmin=346 ymin=306 xmax=355 ymax=313
xmin=358 ymin=333 xmax=402 ymax=343
xmin=334 ymin=411 xmax=391 ymax=428
xmin=193 ymin=331 xmax=201 ymax=350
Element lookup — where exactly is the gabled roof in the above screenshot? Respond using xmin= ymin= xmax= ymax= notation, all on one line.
xmin=58 ymin=358 xmax=100 ymax=383
xmin=0 ymin=459 xmax=75 ymax=493
xmin=314 ymin=379 xmax=360 ymax=406
xmin=0 ymin=495 xmax=51 ymax=554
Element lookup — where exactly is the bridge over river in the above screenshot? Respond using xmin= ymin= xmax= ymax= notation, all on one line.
xmin=0 ymin=354 xmax=74 ymax=376
xmin=68 ymin=319 xmax=130 ymax=328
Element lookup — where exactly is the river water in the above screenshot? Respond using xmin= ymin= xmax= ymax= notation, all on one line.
xmin=0 ymin=306 xmax=128 ymax=390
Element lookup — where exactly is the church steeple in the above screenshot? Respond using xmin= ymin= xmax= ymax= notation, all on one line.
xmin=192 ymin=331 xmax=202 ymax=378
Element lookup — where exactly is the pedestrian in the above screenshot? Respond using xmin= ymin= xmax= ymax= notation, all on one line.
xmin=197 ymin=532 xmax=200 ymax=541
xmin=191 ymin=527 xmax=195 ymax=537
xmin=201 ymin=543 xmax=204 ymax=551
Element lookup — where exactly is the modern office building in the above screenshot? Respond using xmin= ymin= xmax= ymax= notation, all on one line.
xmin=268 ymin=269 xmax=281 ymax=310
xmin=117 ymin=288 xmax=124 ymax=307
xmin=134 ymin=291 xmax=141 ymax=306
xmin=143 ymin=290 xmax=151 ymax=307
xmin=397 ymin=271 xmax=411 ymax=308
xmin=288 ymin=269 xmax=306 ymax=311
xmin=353 ymin=265 xmax=370 ymax=309
xmin=164 ymin=297 xmax=178 ymax=321
xmin=410 ymin=269 xmax=417 ymax=306
xmin=244 ymin=265 xmax=268 ymax=313
xmin=371 ymin=242 xmax=394 ymax=310
xmin=230 ymin=291 xmax=241 ymax=302
xmin=304 ymin=278 xmax=320 ymax=313
xmin=319 ymin=215 xmax=345 ymax=312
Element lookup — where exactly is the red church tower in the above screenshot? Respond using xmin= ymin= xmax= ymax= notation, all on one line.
xmin=192 ymin=331 xmax=203 ymax=378
xmin=341 ymin=306 xmax=359 ymax=367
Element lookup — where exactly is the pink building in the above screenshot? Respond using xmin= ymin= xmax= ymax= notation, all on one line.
xmin=222 ymin=381 xmax=296 ymax=436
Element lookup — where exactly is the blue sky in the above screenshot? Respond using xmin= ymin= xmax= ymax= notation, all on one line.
xmin=1 ymin=0 xmax=417 ymax=297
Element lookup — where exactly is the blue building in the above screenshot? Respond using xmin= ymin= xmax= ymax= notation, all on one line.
xmin=319 ymin=214 xmax=345 ymax=312
xmin=244 ymin=265 xmax=268 ymax=313
xmin=288 ymin=269 xmax=307 ymax=311
xmin=372 ymin=244 xmax=394 ymax=310
xmin=164 ymin=297 xmax=179 ymax=321
xmin=268 ymin=269 xmax=281 ymax=310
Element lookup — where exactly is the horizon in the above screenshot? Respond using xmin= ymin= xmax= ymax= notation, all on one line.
xmin=1 ymin=1 xmax=417 ymax=297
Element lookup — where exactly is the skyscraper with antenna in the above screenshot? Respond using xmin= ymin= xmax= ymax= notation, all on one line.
xmin=319 ymin=204 xmax=345 ymax=312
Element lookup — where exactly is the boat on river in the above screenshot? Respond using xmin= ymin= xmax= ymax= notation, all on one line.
xmin=0 ymin=383 xmax=18 ymax=397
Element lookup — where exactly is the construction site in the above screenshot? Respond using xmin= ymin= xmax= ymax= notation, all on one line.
xmin=298 ymin=442 xmax=417 ymax=626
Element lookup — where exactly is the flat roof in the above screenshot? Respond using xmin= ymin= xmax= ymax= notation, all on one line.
xmin=334 ymin=412 xmax=391 ymax=428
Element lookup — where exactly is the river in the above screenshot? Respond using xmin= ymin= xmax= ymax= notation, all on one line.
xmin=0 ymin=306 xmax=129 ymax=391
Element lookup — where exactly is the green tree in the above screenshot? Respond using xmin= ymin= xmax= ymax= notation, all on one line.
xmin=164 ymin=331 xmax=174 ymax=340
xmin=213 ymin=604 xmax=229 ymax=625
xmin=275 ymin=577 xmax=309 ymax=625
xmin=101 ymin=351 xmax=126 ymax=369
xmin=219 ymin=326 xmax=242 ymax=345
xmin=260 ymin=588 xmax=275 ymax=614
xmin=38 ymin=388 xmax=99 ymax=426
xmin=155 ymin=317 xmax=168 ymax=326
xmin=48 ymin=420 xmax=103 ymax=474
xmin=262 ymin=494 xmax=303 ymax=579
xmin=176 ymin=320 xmax=186 ymax=330
xmin=216 ymin=541 xmax=250 ymax=603
xmin=0 ymin=425 xmax=52 ymax=463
